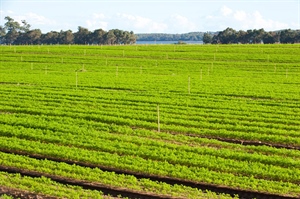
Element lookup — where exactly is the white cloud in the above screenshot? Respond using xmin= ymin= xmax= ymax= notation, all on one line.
xmin=86 ymin=13 xmax=108 ymax=30
xmin=26 ymin=12 xmax=55 ymax=25
xmin=221 ymin=6 xmax=232 ymax=17
xmin=242 ymin=11 xmax=289 ymax=30
xmin=10 ymin=12 xmax=56 ymax=28
xmin=116 ymin=13 xmax=168 ymax=33
xmin=234 ymin=10 xmax=247 ymax=21
xmin=169 ymin=14 xmax=197 ymax=32
xmin=204 ymin=6 xmax=293 ymax=31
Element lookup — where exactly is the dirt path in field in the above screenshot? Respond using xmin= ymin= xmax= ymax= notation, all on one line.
xmin=0 ymin=149 xmax=298 ymax=199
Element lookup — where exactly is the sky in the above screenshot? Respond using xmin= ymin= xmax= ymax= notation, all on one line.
xmin=0 ymin=0 xmax=299 ymax=34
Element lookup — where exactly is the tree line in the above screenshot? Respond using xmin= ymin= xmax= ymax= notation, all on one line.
xmin=136 ymin=32 xmax=205 ymax=41
xmin=203 ymin=27 xmax=300 ymax=44
xmin=0 ymin=16 xmax=136 ymax=45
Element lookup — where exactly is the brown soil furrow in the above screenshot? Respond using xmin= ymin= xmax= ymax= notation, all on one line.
xmin=167 ymin=131 xmax=300 ymax=150
xmin=0 ymin=149 xmax=298 ymax=199
xmin=0 ymin=165 xmax=180 ymax=199
xmin=0 ymin=186 xmax=57 ymax=199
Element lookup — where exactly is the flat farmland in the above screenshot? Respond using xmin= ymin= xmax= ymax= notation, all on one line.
xmin=0 ymin=44 xmax=299 ymax=199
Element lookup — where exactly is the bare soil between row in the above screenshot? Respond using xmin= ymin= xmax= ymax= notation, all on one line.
xmin=169 ymin=131 xmax=300 ymax=150
xmin=0 ymin=186 xmax=56 ymax=199
xmin=0 ymin=149 xmax=298 ymax=199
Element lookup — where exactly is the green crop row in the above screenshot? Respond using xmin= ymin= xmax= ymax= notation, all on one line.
xmin=0 ymin=152 xmax=233 ymax=199
xmin=0 ymin=134 xmax=299 ymax=197
xmin=0 ymin=172 xmax=106 ymax=199
xmin=0 ymin=113 xmax=300 ymax=170
xmin=0 ymin=44 xmax=300 ymax=198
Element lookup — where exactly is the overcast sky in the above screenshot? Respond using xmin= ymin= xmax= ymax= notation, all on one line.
xmin=1 ymin=0 xmax=299 ymax=34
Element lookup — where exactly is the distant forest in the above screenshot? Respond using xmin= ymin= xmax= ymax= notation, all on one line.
xmin=0 ymin=16 xmax=136 ymax=45
xmin=204 ymin=28 xmax=300 ymax=44
xmin=135 ymin=32 xmax=207 ymax=41
xmin=137 ymin=28 xmax=300 ymax=44
xmin=1 ymin=16 xmax=300 ymax=45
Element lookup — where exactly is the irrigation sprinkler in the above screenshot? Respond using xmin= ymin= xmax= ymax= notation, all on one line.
xmin=21 ymin=56 xmax=23 ymax=62
xmin=200 ymin=68 xmax=203 ymax=80
xmin=157 ymin=105 xmax=160 ymax=132
xmin=140 ymin=66 xmax=143 ymax=74
xmin=188 ymin=76 xmax=191 ymax=94
xmin=274 ymin=64 xmax=277 ymax=73
xmin=61 ymin=57 xmax=64 ymax=63
xmin=84 ymin=50 xmax=86 ymax=56
xmin=76 ymin=72 xmax=78 ymax=90
xmin=116 ymin=65 xmax=118 ymax=77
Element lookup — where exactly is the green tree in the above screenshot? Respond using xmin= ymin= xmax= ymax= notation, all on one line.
xmin=92 ymin=28 xmax=106 ymax=44
xmin=74 ymin=26 xmax=91 ymax=44
xmin=215 ymin=27 xmax=237 ymax=44
xmin=59 ymin=30 xmax=74 ymax=44
xmin=280 ymin=29 xmax=296 ymax=44
xmin=203 ymin=32 xmax=212 ymax=44
xmin=237 ymin=30 xmax=248 ymax=44
xmin=129 ymin=31 xmax=137 ymax=44
xmin=262 ymin=31 xmax=276 ymax=44
xmin=41 ymin=31 xmax=60 ymax=44
xmin=105 ymin=30 xmax=116 ymax=45
xmin=0 ymin=26 xmax=6 ymax=43
xmin=4 ymin=16 xmax=21 ymax=44
xmin=20 ymin=20 xmax=31 ymax=32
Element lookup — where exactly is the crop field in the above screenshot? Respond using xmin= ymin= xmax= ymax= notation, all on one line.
xmin=0 ymin=44 xmax=299 ymax=199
